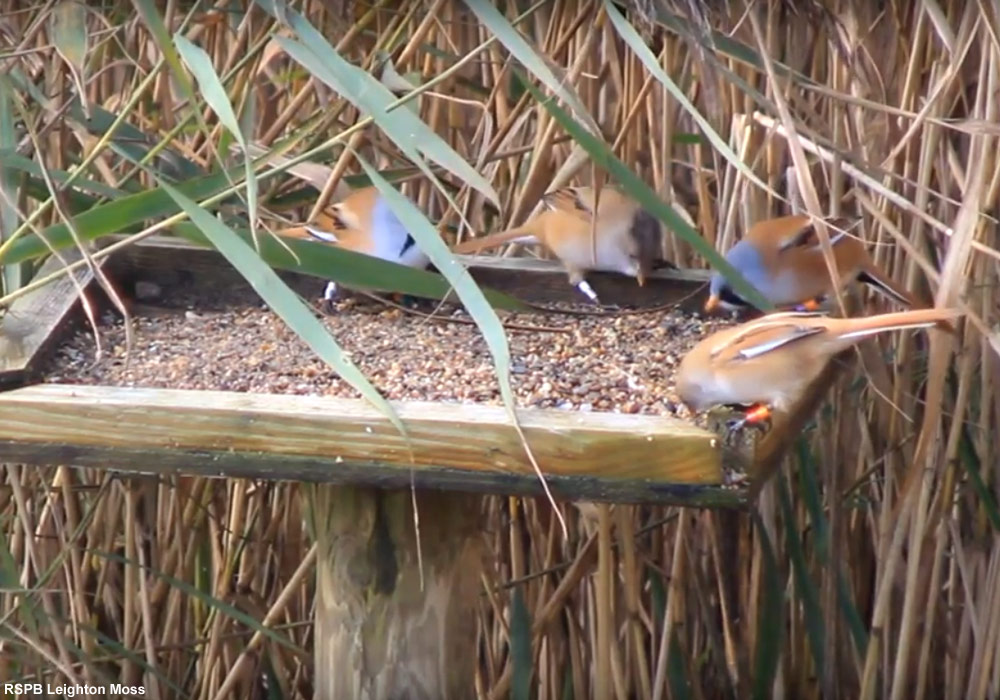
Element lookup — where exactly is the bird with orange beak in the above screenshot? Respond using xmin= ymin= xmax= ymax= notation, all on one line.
xmin=676 ymin=307 xmax=962 ymax=431
xmin=280 ymin=186 xmax=430 ymax=305
xmin=705 ymin=215 xmax=919 ymax=315
xmin=452 ymin=186 xmax=668 ymax=305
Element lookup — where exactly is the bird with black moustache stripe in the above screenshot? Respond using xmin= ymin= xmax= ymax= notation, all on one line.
xmin=677 ymin=307 xmax=963 ymax=432
xmin=706 ymin=215 xmax=920 ymax=314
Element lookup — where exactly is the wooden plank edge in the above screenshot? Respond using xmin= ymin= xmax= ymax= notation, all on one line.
xmin=103 ymin=234 xmax=711 ymax=282
xmin=0 ymin=249 xmax=98 ymax=387
xmin=458 ymin=254 xmax=711 ymax=283
xmin=102 ymin=234 xmax=711 ymax=308
xmin=0 ymin=442 xmax=747 ymax=507
xmin=0 ymin=383 xmax=729 ymax=487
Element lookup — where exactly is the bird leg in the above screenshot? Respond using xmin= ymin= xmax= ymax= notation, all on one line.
xmin=320 ymin=281 xmax=340 ymax=314
xmin=565 ymin=266 xmax=605 ymax=306
xmin=574 ymin=278 xmax=601 ymax=305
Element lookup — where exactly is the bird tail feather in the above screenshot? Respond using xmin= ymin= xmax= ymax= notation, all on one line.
xmin=857 ymin=265 xmax=920 ymax=307
xmin=452 ymin=226 xmax=538 ymax=254
xmin=834 ymin=307 xmax=962 ymax=340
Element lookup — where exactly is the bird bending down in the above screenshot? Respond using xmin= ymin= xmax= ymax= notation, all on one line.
xmin=280 ymin=186 xmax=430 ymax=305
xmin=706 ymin=215 xmax=919 ymax=314
xmin=676 ymin=307 xmax=962 ymax=431
xmin=452 ymin=186 xmax=668 ymax=305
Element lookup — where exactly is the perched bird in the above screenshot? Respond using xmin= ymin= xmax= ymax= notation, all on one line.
xmin=452 ymin=186 xmax=669 ymax=305
xmin=676 ymin=307 xmax=962 ymax=429
xmin=705 ymin=215 xmax=919 ymax=314
xmin=280 ymin=186 xmax=430 ymax=303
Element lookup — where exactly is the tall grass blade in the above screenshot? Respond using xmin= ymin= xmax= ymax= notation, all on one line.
xmin=777 ymin=472 xmax=825 ymax=675
xmin=97 ymin=549 xmax=305 ymax=654
xmin=76 ymin=624 xmax=187 ymax=695
xmin=667 ymin=630 xmax=692 ymax=700
xmin=159 ymin=178 xmax=409 ymax=438
xmin=0 ymin=521 xmax=42 ymax=641
xmin=174 ymin=34 xmax=260 ymax=240
xmin=464 ymin=0 xmax=601 ymax=134
xmin=751 ymin=512 xmax=783 ymax=700
xmin=792 ymin=439 xmax=868 ymax=655
xmin=511 ymin=585 xmax=533 ymax=700
xmin=0 ymin=168 xmax=239 ymax=265
xmin=70 ymin=101 xmax=203 ymax=180
xmin=652 ymin=7 xmax=820 ymax=89
xmin=256 ymin=0 xmax=499 ymax=208
xmin=49 ymin=1 xmax=89 ymax=116
xmin=0 ymin=78 xmax=22 ymax=293
xmin=0 ymin=149 xmax=125 ymax=200
xmin=604 ymin=0 xmax=774 ymax=198
xmin=958 ymin=428 xmax=1000 ymax=530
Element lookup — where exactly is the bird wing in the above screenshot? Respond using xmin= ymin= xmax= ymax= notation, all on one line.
xmin=774 ymin=217 xmax=856 ymax=253
xmin=709 ymin=313 xmax=828 ymax=362
xmin=774 ymin=219 xmax=919 ymax=307
xmin=542 ymin=186 xmax=636 ymax=220
xmin=541 ymin=187 xmax=592 ymax=217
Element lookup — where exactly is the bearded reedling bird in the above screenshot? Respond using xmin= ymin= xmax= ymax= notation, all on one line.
xmin=676 ymin=307 xmax=963 ymax=430
xmin=705 ymin=215 xmax=920 ymax=314
xmin=452 ymin=186 xmax=669 ymax=305
xmin=280 ymin=186 xmax=430 ymax=304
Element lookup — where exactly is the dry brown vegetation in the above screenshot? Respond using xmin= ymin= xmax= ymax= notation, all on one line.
xmin=1 ymin=0 xmax=999 ymax=698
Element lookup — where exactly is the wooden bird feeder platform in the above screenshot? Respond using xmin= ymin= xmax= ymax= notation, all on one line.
xmin=0 ymin=236 xmax=743 ymax=504
xmin=0 ymin=237 xmax=759 ymax=698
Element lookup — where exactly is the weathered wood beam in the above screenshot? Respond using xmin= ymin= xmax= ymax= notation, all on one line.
xmin=0 ymin=383 xmax=745 ymax=506
xmin=104 ymin=235 xmax=710 ymax=308
xmin=460 ymin=255 xmax=710 ymax=308
xmin=0 ymin=249 xmax=97 ymax=387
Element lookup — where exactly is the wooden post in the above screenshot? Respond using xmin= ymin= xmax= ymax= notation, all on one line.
xmin=312 ymin=486 xmax=485 ymax=699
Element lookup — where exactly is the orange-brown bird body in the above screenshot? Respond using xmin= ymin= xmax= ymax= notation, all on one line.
xmin=453 ymin=186 xmax=666 ymax=304
xmin=280 ymin=186 xmax=429 ymax=301
xmin=706 ymin=216 xmax=918 ymax=313
xmin=677 ymin=307 xmax=962 ymax=422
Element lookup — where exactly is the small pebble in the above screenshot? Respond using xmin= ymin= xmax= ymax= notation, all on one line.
xmin=47 ymin=274 xmax=734 ymax=423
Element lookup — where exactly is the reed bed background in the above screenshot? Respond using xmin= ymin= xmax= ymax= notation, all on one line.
xmin=1 ymin=0 xmax=998 ymax=698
